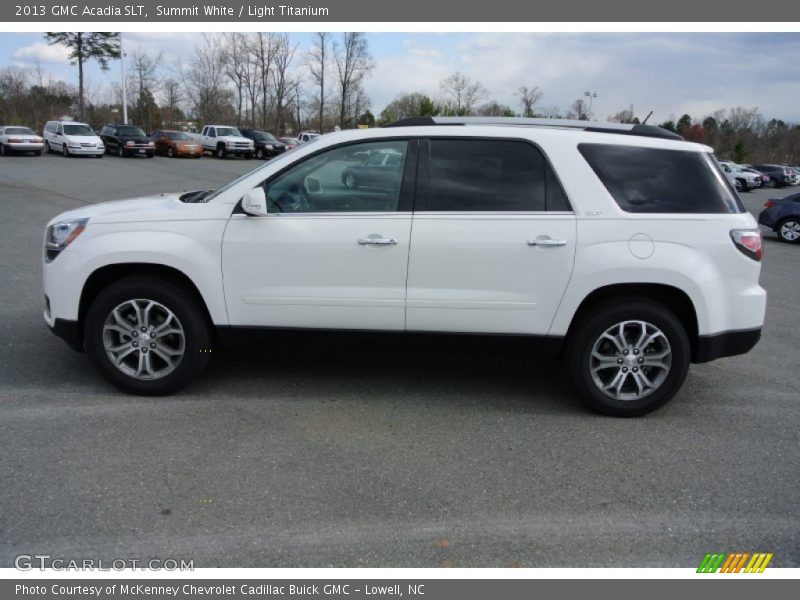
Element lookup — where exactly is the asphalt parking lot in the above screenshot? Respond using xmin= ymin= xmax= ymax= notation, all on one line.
xmin=0 ymin=153 xmax=798 ymax=568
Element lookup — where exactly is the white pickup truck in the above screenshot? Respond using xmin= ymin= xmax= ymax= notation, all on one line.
xmin=188 ymin=125 xmax=254 ymax=159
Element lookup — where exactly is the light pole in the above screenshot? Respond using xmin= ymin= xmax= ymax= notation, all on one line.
xmin=120 ymin=33 xmax=128 ymax=124
xmin=584 ymin=90 xmax=598 ymax=119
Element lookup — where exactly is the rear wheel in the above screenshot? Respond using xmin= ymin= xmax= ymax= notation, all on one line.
xmin=566 ymin=299 xmax=690 ymax=416
xmin=777 ymin=218 xmax=800 ymax=243
xmin=84 ymin=276 xmax=213 ymax=395
xmin=0 ymin=144 xmax=6 ymax=156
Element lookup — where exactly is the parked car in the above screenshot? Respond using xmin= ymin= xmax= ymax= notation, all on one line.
xmin=42 ymin=116 xmax=765 ymax=416
xmin=341 ymin=149 xmax=404 ymax=191
xmin=751 ymin=164 xmax=795 ymax=188
xmin=719 ymin=161 xmax=760 ymax=192
xmin=740 ymin=167 xmax=771 ymax=188
xmin=0 ymin=125 xmax=44 ymax=156
xmin=187 ymin=125 xmax=254 ymax=159
xmin=98 ymin=124 xmax=155 ymax=158
xmin=240 ymin=128 xmax=287 ymax=159
xmin=151 ymin=130 xmax=203 ymax=158
xmin=298 ymin=131 xmax=320 ymax=144
xmin=278 ymin=137 xmax=299 ymax=150
xmin=758 ymin=193 xmax=800 ymax=243
xmin=43 ymin=120 xmax=104 ymax=158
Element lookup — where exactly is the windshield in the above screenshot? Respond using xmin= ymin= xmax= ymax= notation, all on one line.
xmin=117 ymin=126 xmax=146 ymax=136
xmin=63 ymin=124 xmax=95 ymax=136
xmin=216 ymin=127 xmax=242 ymax=137
xmin=255 ymin=132 xmax=278 ymax=141
xmin=6 ymin=127 xmax=35 ymax=135
xmin=167 ymin=132 xmax=190 ymax=140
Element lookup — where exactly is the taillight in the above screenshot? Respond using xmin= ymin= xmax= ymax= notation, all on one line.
xmin=764 ymin=200 xmax=776 ymax=209
xmin=730 ymin=229 xmax=762 ymax=261
xmin=8 ymin=137 xmax=23 ymax=143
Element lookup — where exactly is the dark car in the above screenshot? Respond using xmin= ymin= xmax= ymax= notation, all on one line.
xmin=758 ymin=193 xmax=800 ymax=243
xmin=751 ymin=164 xmax=794 ymax=188
xmin=99 ymin=124 xmax=155 ymax=157
xmin=239 ymin=128 xmax=286 ymax=159
xmin=340 ymin=149 xmax=404 ymax=191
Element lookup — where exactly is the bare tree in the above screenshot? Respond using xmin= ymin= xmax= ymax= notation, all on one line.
xmin=568 ymin=98 xmax=589 ymax=120
xmin=128 ymin=49 xmax=162 ymax=130
xmin=222 ymin=33 xmax=248 ymax=126
xmin=160 ymin=78 xmax=183 ymax=128
xmin=307 ymin=32 xmax=331 ymax=133
xmin=333 ymin=32 xmax=374 ymax=129
xmin=517 ymin=85 xmax=543 ymax=118
xmin=179 ymin=34 xmax=233 ymax=125
xmin=272 ymin=33 xmax=298 ymax=135
xmin=439 ymin=72 xmax=487 ymax=116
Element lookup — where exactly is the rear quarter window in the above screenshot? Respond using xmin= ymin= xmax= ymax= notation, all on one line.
xmin=579 ymin=143 xmax=743 ymax=214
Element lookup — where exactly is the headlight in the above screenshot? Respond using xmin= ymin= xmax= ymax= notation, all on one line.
xmin=265 ymin=144 xmax=273 ymax=150
xmin=45 ymin=218 xmax=89 ymax=261
xmin=148 ymin=141 xmax=155 ymax=147
xmin=126 ymin=140 xmax=135 ymax=146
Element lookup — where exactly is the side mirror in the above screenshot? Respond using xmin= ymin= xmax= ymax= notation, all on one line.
xmin=242 ymin=187 xmax=268 ymax=216
xmin=304 ymin=176 xmax=322 ymax=194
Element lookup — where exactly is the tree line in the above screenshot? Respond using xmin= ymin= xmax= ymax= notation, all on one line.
xmin=0 ymin=32 xmax=798 ymax=164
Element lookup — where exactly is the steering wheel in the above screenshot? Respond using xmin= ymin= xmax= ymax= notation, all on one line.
xmin=274 ymin=184 xmax=310 ymax=212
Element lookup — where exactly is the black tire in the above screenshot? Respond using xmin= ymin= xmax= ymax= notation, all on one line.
xmin=217 ymin=145 xmax=226 ymax=159
xmin=565 ymin=298 xmax=690 ymax=417
xmin=118 ymin=146 xmax=125 ymax=158
xmin=35 ymin=150 xmax=42 ymax=156
xmin=255 ymin=148 xmax=264 ymax=160
xmin=737 ymin=179 xmax=749 ymax=192
xmin=62 ymin=144 xmax=70 ymax=157
xmin=95 ymin=153 xmax=103 ymax=159
xmin=84 ymin=276 xmax=213 ymax=395
xmin=0 ymin=144 xmax=6 ymax=156
xmin=777 ymin=217 xmax=800 ymax=244
xmin=167 ymin=146 xmax=174 ymax=158
xmin=45 ymin=141 xmax=52 ymax=154
xmin=244 ymin=152 xmax=253 ymax=160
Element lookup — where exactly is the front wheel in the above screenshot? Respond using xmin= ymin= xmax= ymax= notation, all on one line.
xmin=566 ymin=299 xmax=690 ymax=416
xmin=84 ymin=276 xmax=212 ymax=395
xmin=777 ymin=218 xmax=800 ymax=243
xmin=62 ymin=144 xmax=70 ymax=157
xmin=167 ymin=147 xmax=174 ymax=158
xmin=217 ymin=146 xmax=226 ymax=159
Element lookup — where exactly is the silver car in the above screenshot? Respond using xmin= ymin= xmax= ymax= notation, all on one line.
xmin=0 ymin=125 xmax=44 ymax=156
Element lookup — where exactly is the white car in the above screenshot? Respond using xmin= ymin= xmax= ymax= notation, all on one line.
xmin=298 ymin=131 xmax=320 ymax=144
xmin=43 ymin=120 xmax=104 ymax=157
xmin=719 ymin=160 xmax=761 ymax=192
xmin=42 ymin=117 xmax=766 ymax=416
xmin=0 ymin=125 xmax=44 ymax=156
xmin=188 ymin=125 xmax=254 ymax=159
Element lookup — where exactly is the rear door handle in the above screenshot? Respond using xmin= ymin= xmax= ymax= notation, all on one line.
xmin=358 ymin=236 xmax=397 ymax=246
xmin=527 ymin=238 xmax=567 ymax=247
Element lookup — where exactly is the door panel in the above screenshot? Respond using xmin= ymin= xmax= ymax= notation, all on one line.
xmin=222 ymin=138 xmax=417 ymax=331
xmin=406 ymin=213 xmax=576 ymax=334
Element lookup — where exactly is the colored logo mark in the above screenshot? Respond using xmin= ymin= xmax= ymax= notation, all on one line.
xmin=697 ymin=552 xmax=773 ymax=573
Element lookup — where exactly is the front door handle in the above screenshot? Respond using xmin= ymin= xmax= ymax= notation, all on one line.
xmin=527 ymin=238 xmax=567 ymax=247
xmin=358 ymin=236 xmax=397 ymax=246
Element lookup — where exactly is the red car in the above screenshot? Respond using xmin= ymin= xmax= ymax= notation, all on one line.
xmin=278 ymin=137 xmax=299 ymax=151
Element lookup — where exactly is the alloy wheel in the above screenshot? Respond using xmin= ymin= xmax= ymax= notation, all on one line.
xmin=589 ymin=320 xmax=672 ymax=401
xmin=102 ymin=299 xmax=186 ymax=380
xmin=779 ymin=220 xmax=800 ymax=242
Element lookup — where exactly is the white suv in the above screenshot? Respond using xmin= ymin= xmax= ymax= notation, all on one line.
xmin=43 ymin=120 xmax=105 ymax=157
xmin=42 ymin=117 xmax=766 ymax=416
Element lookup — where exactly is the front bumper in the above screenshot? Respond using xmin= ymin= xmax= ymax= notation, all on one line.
xmin=693 ymin=327 xmax=761 ymax=363
xmin=121 ymin=147 xmax=154 ymax=156
xmin=68 ymin=146 xmax=104 ymax=155
xmin=47 ymin=316 xmax=83 ymax=351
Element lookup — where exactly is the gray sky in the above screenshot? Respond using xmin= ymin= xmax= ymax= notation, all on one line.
xmin=3 ymin=32 xmax=799 ymax=123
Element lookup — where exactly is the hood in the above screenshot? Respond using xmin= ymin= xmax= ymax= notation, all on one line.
xmin=64 ymin=134 xmax=102 ymax=143
xmin=218 ymin=135 xmax=252 ymax=143
xmin=117 ymin=134 xmax=151 ymax=143
xmin=47 ymin=193 xmax=188 ymax=226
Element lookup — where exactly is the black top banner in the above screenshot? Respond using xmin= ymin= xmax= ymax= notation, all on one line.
xmin=4 ymin=0 xmax=800 ymax=22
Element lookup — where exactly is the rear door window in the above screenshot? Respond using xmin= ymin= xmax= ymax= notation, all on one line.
xmin=421 ymin=139 xmax=569 ymax=212
xmin=579 ymin=143 xmax=743 ymax=214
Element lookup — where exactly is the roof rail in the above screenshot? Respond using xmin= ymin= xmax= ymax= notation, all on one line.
xmin=383 ymin=116 xmax=682 ymax=141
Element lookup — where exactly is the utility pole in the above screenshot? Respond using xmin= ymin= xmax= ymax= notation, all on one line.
xmin=584 ymin=90 xmax=598 ymax=118
xmin=120 ymin=33 xmax=128 ymax=124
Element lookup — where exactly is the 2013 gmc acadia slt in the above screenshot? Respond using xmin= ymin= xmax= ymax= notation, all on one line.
xmin=42 ymin=117 xmax=766 ymax=416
